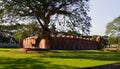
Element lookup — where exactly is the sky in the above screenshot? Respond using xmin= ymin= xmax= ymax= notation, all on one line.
xmin=89 ymin=0 xmax=120 ymax=36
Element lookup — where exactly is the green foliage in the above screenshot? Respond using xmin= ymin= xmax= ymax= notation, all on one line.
xmin=108 ymin=36 xmax=120 ymax=47
xmin=66 ymin=30 xmax=81 ymax=36
xmin=57 ymin=30 xmax=81 ymax=36
xmin=106 ymin=16 xmax=120 ymax=36
xmin=13 ymin=29 xmax=27 ymax=41
xmin=0 ymin=35 xmax=11 ymax=43
xmin=117 ymin=36 xmax=120 ymax=47
xmin=25 ymin=22 xmax=41 ymax=35
xmin=91 ymin=35 xmax=98 ymax=41
xmin=13 ymin=22 xmax=40 ymax=41
xmin=0 ymin=0 xmax=91 ymax=35
xmin=0 ymin=24 xmax=26 ymax=31
xmin=108 ymin=36 xmax=118 ymax=45
xmin=102 ymin=36 xmax=109 ymax=46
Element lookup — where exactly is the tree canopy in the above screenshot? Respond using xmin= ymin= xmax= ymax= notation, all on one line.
xmin=106 ymin=16 xmax=120 ymax=36
xmin=0 ymin=0 xmax=91 ymax=36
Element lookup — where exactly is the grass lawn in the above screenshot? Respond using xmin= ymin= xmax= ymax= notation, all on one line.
xmin=0 ymin=48 xmax=120 ymax=69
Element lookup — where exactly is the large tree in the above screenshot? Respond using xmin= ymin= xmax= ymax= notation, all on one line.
xmin=0 ymin=0 xmax=91 ymax=37
xmin=106 ymin=16 xmax=120 ymax=36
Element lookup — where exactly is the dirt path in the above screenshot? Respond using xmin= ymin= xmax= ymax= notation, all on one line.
xmin=80 ymin=62 xmax=120 ymax=69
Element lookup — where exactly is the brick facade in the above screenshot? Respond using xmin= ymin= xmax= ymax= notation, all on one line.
xmin=22 ymin=35 xmax=102 ymax=50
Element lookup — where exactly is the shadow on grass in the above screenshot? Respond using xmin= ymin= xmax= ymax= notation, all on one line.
xmin=1 ymin=50 xmax=120 ymax=69
xmin=38 ymin=50 xmax=120 ymax=69
xmin=79 ymin=62 xmax=120 ymax=69
xmin=0 ymin=57 xmax=78 ymax=69
xmin=42 ymin=50 xmax=120 ymax=61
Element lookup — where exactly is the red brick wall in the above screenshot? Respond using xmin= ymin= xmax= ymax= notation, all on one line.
xmin=50 ymin=36 xmax=102 ymax=50
xmin=22 ymin=36 xmax=102 ymax=50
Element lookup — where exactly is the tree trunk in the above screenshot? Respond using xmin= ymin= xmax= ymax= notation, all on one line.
xmin=35 ymin=13 xmax=51 ymax=49
xmin=40 ymin=27 xmax=51 ymax=49
xmin=18 ymin=39 xmax=23 ymax=48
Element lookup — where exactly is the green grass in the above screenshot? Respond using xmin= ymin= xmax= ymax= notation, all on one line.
xmin=0 ymin=48 xmax=120 ymax=69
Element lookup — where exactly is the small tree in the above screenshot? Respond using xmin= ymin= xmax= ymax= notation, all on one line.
xmin=102 ymin=36 xmax=109 ymax=47
xmin=13 ymin=22 xmax=41 ymax=40
xmin=13 ymin=29 xmax=26 ymax=48
xmin=108 ymin=36 xmax=118 ymax=45
xmin=13 ymin=29 xmax=27 ymax=42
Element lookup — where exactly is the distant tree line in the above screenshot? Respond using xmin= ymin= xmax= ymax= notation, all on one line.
xmin=0 ymin=22 xmax=41 ymax=43
xmin=108 ymin=36 xmax=120 ymax=47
